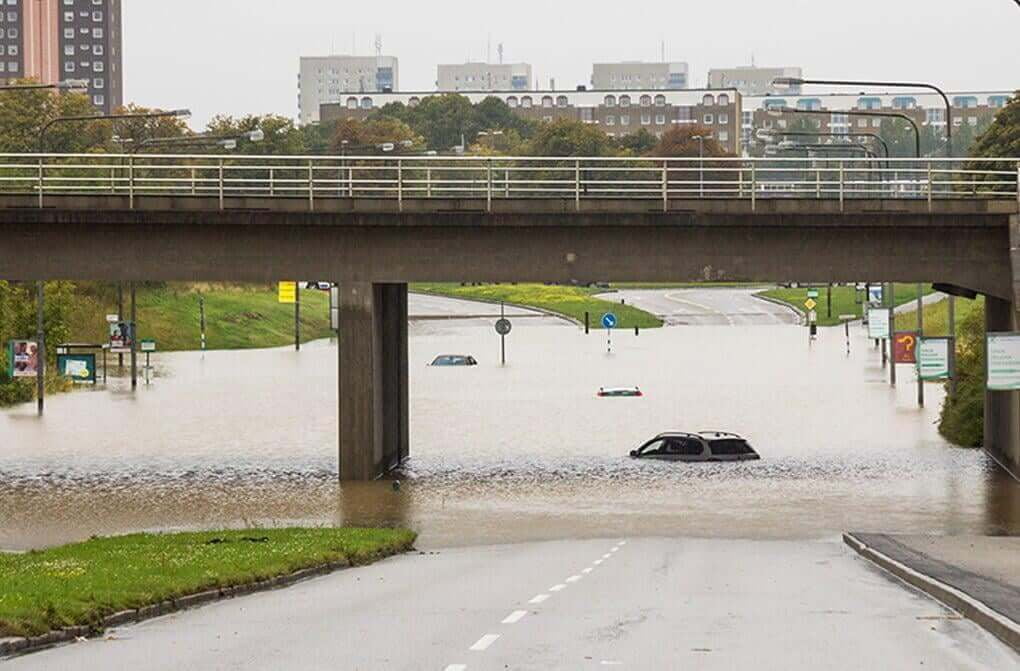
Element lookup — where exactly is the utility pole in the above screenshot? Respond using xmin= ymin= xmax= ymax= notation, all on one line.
xmin=947 ymin=295 xmax=957 ymax=398
xmin=36 ymin=281 xmax=44 ymax=417
xmin=199 ymin=294 xmax=207 ymax=353
xmin=827 ymin=284 xmax=832 ymax=320
xmin=117 ymin=282 xmax=124 ymax=368
xmin=295 ymin=283 xmax=301 ymax=351
xmin=887 ymin=282 xmax=896 ymax=387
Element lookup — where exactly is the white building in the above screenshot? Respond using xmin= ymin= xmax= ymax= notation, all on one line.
xmin=708 ymin=66 xmax=803 ymax=96
xmin=591 ymin=62 xmax=689 ymax=90
xmin=437 ymin=63 xmax=532 ymax=92
xmin=298 ymin=55 xmax=399 ymax=125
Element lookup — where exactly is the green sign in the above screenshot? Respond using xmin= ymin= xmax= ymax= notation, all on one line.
xmin=867 ymin=307 xmax=891 ymax=340
xmin=807 ymin=289 xmax=820 ymax=299
xmin=987 ymin=333 xmax=1020 ymax=390
xmin=141 ymin=340 xmax=157 ymax=352
xmin=918 ymin=338 xmax=951 ymax=381
xmin=57 ymin=354 xmax=97 ymax=384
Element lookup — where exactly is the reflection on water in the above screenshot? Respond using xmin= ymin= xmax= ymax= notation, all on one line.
xmin=1 ymin=311 xmax=1018 ymax=550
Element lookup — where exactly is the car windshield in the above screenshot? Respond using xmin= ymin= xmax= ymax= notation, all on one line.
xmin=432 ymin=355 xmax=472 ymax=366
xmin=708 ymin=439 xmax=754 ymax=456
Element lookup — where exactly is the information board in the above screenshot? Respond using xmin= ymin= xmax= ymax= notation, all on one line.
xmin=987 ymin=333 xmax=1020 ymax=391
xmin=919 ymin=338 xmax=951 ymax=381
xmin=867 ymin=308 xmax=891 ymax=340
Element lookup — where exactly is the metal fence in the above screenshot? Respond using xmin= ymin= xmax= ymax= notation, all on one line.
xmin=1 ymin=154 xmax=1017 ymax=213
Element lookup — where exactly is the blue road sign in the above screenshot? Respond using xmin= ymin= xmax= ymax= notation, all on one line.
xmin=602 ymin=313 xmax=618 ymax=329
xmin=868 ymin=285 xmax=884 ymax=304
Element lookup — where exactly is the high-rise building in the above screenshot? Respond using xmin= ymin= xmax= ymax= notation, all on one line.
xmin=708 ymin=66 xmax=802 ymax=97
xmin=0 ymin=0 xmax=123 ymax=114
xmin=591 ymin=62 xmax=689 ymax=90
xmin=298 ymin=55 xmax=399 ymax=125
xmin=436 ymin=63 xmax=532 ymax=92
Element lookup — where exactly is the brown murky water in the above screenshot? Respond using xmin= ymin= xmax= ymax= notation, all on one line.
xmin=1 ymin=305 xmax=1018 ymax=550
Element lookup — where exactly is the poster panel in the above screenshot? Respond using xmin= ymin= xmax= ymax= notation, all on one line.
xmin=987 ymin=332 xmax=1020 ymax=391
xmin=919 ymin=338 xmax=951 ymax=381
xmin=867 ymin=308 xmax=891 ymax=340
xmin=7 ymin=340 xmax=40 ymax=378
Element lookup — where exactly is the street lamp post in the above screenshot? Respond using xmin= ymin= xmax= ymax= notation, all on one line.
xmin=691 ymin=134 xmax=711 ymax=197
xmin=129 ymin=129 xmax=265 ymax=153
xmin=773 ymin=77 xmax=951 ymax=156
xmin=767 ymin=107 xmax=920 ymax=159
xmin=0 ymin=79 xmax=88 ymax=92
xmin=38 ymin=109 xmax=192 ymax=153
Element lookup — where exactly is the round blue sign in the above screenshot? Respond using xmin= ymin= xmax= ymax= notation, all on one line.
xmin=601 ymin=313 xmax=618 ymax=329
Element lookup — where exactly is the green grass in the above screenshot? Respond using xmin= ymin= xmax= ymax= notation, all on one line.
xmin=895 ymin=296 xmax=984 ymax=336
xmin=0 ymin=527 xmax=416 ymax=638
xmin=66 ymin=283 xmax=334 ymax=352
xmin=609 ymin=282 xmax=771 ymax=290
xmin=758 ymin=284 xmax=934 ymax=327
xmin=412 ymin=283 xmax=663 ymax=329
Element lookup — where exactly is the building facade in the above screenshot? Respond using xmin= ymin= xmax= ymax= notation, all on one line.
xmin=299 ymin=55 xmax=399 ymax=125
xmin=591 ymin=62 xmax=689 ymax=90
xmin=437 ymin=63 xmax=532 ymax=92
xmin=708 ymin=66 xmax=802 ymax=97
xmin=0 ymin=0 xmax=123 ymax=113
xmin=320 ymin=88 xmax=743 ymax=155
xmin=741 ymin=90 xmax=1013 ymax=151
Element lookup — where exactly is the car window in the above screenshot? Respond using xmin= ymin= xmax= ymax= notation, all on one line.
xmin=639 ymin=439 xmax=666 ymax=455
xmin=665 ymin=439 xmax=682 ymax=454
xmin=709 ymin=439 xmax=753 ymax=456
xmin=678 ymin=438 xmax=703 ymax=456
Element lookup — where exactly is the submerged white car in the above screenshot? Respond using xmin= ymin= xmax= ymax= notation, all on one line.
xmin=630 ymin=431 xmax=760 ymax=462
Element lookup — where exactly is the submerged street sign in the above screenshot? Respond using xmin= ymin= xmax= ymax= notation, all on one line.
xmin=602 ymin=313 xmax=618 ymax=329
xmin=868 ymin=285 xmax=884 ymax=305
xmin=278 ymin=281 xmax=297 ymax=304
xmin=987 ymin=333 xmax=1020 ymax=390
xmin=867 ymin=308 xmax=891 ymax=340
xmin=804 ymin=298 xmax=817 ymax=311
xmin=919 ymin=337 xmax=952 ymax=381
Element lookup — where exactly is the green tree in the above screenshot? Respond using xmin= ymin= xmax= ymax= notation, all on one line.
xmin=0 ymin=79 xmax=110 ymax=153
xmin=970 ymin=93 xmax=1019 ymax=158
xmin=329 ymin=117 xmax=423 ymax=153
xmin=205 ymin=114 xmax=308 ymax=155
xmin=938 ymin=306 xmax=986 ymax=447
xmin=525 ymin=119 xmax=617 ymax=156
xmin=615 ymin=129 xmax=658 ymax=156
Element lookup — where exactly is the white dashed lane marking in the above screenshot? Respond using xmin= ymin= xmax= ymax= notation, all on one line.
xmin=444 ymin=665 xmax=467 ymax=671
xmin=529 ymin=594 xmax=550 ymax=604
xmin=549 ymin=584 xmax=566 ymax=592
xmin=502 ymin=610 xmax=528 ymax=624
xmin=602 ymin=553 xmax=611 ymax=559
xmin=582 ymin=567 xmax=593 ymax=574
xmin=469 ymin=634 xmax=500 ymax=651
xmin=566 ymin=575 xmax=582 ymax=583
xmin=594 ymin=559 xmax=603 ymax=565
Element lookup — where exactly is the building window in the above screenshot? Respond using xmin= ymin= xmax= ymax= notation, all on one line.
xmin=620 ymin=115 xmax=630 ymax=125
xmin=541 ymin=95 xmax=553 ymax=108
xmin=360 ymin=97 xmax=372 ymax=109
xmin=718 ymin=130 xmax=729 ymax=142
xmin=408 ymin=96 xmax=420 ymax=108
xmin=703 ymin=114 xmax=713 ymax=125
xmin=989 ymin=95 xmax=1010 ymax=108
xmin=640 ymin=94 xmax=651 ymax=107
xmin=857 ymin=97 xmax=881 ymax=110
xmin=346 ymin=97 xmax=358 ymax=109
xmin=605 ymin=115 xmax=615 ymax=126
xmin=654 ymin=94 xmax=666 ymax=107
xmin=619 ymin=95 xmax=631 ymax=107
xmin=952 ymin=96 xmax=978 ymax=109
xmin=604 ymin=95 xmax=616 ymax=107
xmin=580 ymin=108 xmax=593 ymax=122
xmin=556 ymin=95 xmax=568 ymax=108
xmin=717 ymin=94 xmax=729 ymax=106
xmin=655 ymin=114 xmax=665 ymax=125
xmin=506 ymin=96 xmax=518 ymax=108
xmin=718 ymin=113 xmax=728 ymax=125
xmin=891 ymin=96 xmax=917 ymax=110
xmin=93 ymin=94 xmax=104 ymax=106
xmin=702 ymin=94 xmax=715 ymax=106
xmin=641 ymin=114 xmax=651 ymax=125
xmin=857 ymin=118 xmax=868 ymax=128
xmin=521 ymin=96 xmax=532 ymax=108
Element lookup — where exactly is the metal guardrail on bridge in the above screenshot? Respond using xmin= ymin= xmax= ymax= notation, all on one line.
xmin=1 ymin=154 xmax=1018 ymax=214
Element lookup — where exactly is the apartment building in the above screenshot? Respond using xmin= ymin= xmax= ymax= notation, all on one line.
xmin=708 ymin=66 xmax=802 ymax=97
xmin=320 ymin=88 xmax=743 ymax=155
xmin=0 ymin=0 xmax=123 ymax=113
xmin=298 ymin=55 xmax=399 ymax=125
xmin=741 ymin=90 xmax=1013 ymax=149
xmin=591 ymin=62 xmax=689 ymax=90
xmin=437 ymin=62 xmax=532 ymax=92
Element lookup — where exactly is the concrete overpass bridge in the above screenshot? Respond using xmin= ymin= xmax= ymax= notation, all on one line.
xmin=1 ymin=153 xmax=1019 ymax=479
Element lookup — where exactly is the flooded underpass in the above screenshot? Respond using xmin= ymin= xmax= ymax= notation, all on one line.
xmin=1 ymin=292 xmax=1018 ymax=551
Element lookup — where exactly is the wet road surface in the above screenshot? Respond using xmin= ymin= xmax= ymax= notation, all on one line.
xmin=6 ymin=537 xmax=1016 ymax=670
xmin=596 ymin=287 xmax=800 ymax=325
xmin=1 ymin=292 xmax=1018 ymax=551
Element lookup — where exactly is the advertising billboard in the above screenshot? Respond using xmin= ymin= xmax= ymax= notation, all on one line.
xmin=109 ymin=321 xmax=135 ymax=354
xmin=7 ymin=340 xmax=40 ymax=378
xmin=57 ymin=354 xmax=97 ymax=384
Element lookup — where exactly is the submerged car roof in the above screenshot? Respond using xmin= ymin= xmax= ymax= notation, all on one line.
xmin=654 ymin=431 xmax=747 ymax=441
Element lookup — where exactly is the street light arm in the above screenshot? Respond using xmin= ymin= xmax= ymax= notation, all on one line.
xmin=38 ymin=109 xmax=192 ymax=153
xmin=770 ymin=107 xmax=920 ymax=158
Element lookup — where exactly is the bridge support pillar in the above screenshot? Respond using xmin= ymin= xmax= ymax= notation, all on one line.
xmin=338 ymin=282 xmax=408 ymax=481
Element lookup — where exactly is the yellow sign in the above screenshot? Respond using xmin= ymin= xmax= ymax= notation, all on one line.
xmin=278 ymin=281 xmax=297 ymax=304
xmin=804 ymin=298 xmax=817 ymax=311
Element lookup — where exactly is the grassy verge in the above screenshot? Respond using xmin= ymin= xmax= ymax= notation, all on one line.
xmin=758 ymin=284 xmax=934 ymax=327
xmin=412 ymin=283 xmax=663 ymax=329
xmin=66 ymin=283 xmax=334 ymax=352
xmin=894 ymin=296 xmax=984 ymax=336
xmin=0 ymin=527 xmax=416 ymax=638
xmin=609 ymin=282 xmax=771 ymax=290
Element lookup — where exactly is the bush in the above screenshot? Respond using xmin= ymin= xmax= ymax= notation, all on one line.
xmin=938 ymin=305 xmax=985 ymax=446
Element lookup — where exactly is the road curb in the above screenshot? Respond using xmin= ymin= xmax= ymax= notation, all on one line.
xmin=411 ymin=290 xmax=583 ymax=327
xmin=843 ymin=533 xmax=1020 ymax=653
xmin=751 ymin=292 xmax=805 ymax=325
xmin=0 ymin=557 xmax=359 ymax=660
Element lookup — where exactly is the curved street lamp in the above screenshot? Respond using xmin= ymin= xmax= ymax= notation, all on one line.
xmin=0 ymin=79 xmax=89 ymax=92
xmin=766 ymin=107 xmax=921 ymax=158
xmin=130 ymin=129 xmax=265 ymax=153
xmin=772 ymin=77 xmax=951 ymax=156
xmin=38 ymin=109 xmax=192 ymax=153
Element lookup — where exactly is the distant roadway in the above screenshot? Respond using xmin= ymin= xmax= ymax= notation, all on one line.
xmin=597 ymin=287 xmax=800 ymax=326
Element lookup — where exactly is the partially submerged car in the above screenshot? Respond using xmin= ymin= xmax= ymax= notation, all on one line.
xmin=598 ymin=386 xmax=643 ymax=398
xmin=629 ymin=431 xmax=759 ymax=462
xmin=429 ymin=354 xmax=478 ymax=367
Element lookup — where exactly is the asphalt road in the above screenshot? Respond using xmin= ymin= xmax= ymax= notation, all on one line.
xmin=9 ymin=538 xmax=1015 ymax=670
xmin=597 ymin=288 xmax=800 ymax=326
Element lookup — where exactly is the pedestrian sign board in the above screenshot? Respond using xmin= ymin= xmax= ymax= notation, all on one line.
xmin=987 ymin=332 xmax=1020 ymax=390
xmin=278 ymin=281 xmax=297 ymax=304
xmin=868 ymin=285 xmax=884 ymax=305
xmin=867 ymin=308 xmax=891 ymax=340
xmin=919 ymin=337 xmax=952 ymax=381
xmin=892 ymin=332 xmax=918 ymax=364
xmin=140 ymin=340 xmax=157 ymax=352
xmin=57 ymin=354 xmax=97 ymax=384
xmin=807 ymin=289 xmax=819 ymax=299
xmin=601 ymin=313 xmax=618 ymax=329
xmin=804 ymin=298 xmax=817 ymax=311
xmin=495 ymin=318 xmax=512 ymax=336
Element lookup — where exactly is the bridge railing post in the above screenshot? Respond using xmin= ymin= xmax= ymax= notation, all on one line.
xmin=575 ymin=159 xmax=581 ymax=211
xmin=927 ymin=161 xmax=933 ymax=213
xmin=838 ymin=162 xmax=845 ymax=213
xmin=308 ymin=159 xmax=315 ymax=211
xmin=1015 ymin=162 xmax=1019 ymax=213
xmin=128 ymin=156 xmax=135 ymax=210
xmin=816 ymin=168 xmax=821 ymax=199
xmin=662 ymin=160 xmax=668 ymax=213
xmin=37 ymin=157 xmax=43 ymax=209
xmin=397 ymin=159 xmax=403 ymax=212
xmin=191 ymin=167 xmax=197 ymax=196
xmin=217 ymin=158 xmax=224 ymax=211
xmin=426 ymin=167 xmax=432 ymax=198
xmin=750 ymin=161 xmax=756 ymax=212
xmin=486 ymin=159 xmax=493 ymax=213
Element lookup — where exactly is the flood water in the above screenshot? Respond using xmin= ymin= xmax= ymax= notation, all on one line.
xmin=1 ymin=295 xmax=1018 ymax=551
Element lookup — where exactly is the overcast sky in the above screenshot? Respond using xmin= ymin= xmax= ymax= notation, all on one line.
xmin=123 ymin=0 xmax=1019 ymax=128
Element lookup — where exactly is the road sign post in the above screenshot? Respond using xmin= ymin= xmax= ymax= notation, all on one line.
xmin=141 ymin=339 xmax=156 ymax=385
xmin=495 ymin=302 xmax=512 ymax=366
xmin=602 ymin=313 xmax=617 ymax=354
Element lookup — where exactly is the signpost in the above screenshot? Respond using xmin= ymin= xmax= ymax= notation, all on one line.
xmin=278 ymin=282 xmax=299 ymax=351
xmin=7 ymin=340 xmax=40 ymax=378
xmin=602 ymin=313 xmax=617 ymax=354
xmin=495 ymin=302 xmax=512 ymax=366
xmin=867 ymin=307 xmax=891 ymax=340
xmin=919 ymin=337 xmax=952 ymax=381
xmin=987 ymin=333 xmax=1020 ymax=391
xmin=839 ymin=314 xmax=856 ymax=356
xmin=141 ymin=340 xmax=156 ymax=385
xmin=893 ymin=332 xmax=918 ymax=364
xmin=868 ymin=284 xmax=884 ymax=305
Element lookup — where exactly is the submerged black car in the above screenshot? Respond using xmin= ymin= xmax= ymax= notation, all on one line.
xmin=430 ymin=354 xmax=478 ymax=366
xmin=630 ymin=431 xmax=760 ymax=462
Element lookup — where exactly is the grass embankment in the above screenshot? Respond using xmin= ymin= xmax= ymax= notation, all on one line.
xmin=894 ymin=295 xmax=984 ymax=336
xmin=413 ymin=283 xmax=663 ymax=329
xmin=610 ymin=282 xmax=769 ymax=290
xmin=758 ymin=284 xmax=934 ymax=327
xmin=67 ymin=283 xmax=333 ymax=352
xmin=0 ymin=527 xmax=416 ymax=638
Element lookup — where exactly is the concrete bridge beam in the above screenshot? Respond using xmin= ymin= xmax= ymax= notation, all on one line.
xmin=338 ymin=282 xmax=408 ymax=481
